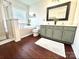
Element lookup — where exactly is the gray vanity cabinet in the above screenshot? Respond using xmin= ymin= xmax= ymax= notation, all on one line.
xmin=53 ymin=29 xmax=63 ymax=41
xmin=45 ymin=26 xmax=53 ymax=38
xmin=53 ymin=27 xmax=63 ymax=41
xmin=39 ymin=25 xmax=77 ymax=44
xmin=62 ymin=27 xmax=76 ymax=44
xmin=62 ymin=31 xmax=75 ymax=43
xmin=39 ymin=25 xmax=46 ymax=36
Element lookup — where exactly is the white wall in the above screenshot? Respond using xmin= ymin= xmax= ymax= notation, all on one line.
xmin=29 ymin=0 xmax=77 ymax=26
xmin=0 ymin=0 xmax=6 ymax=39
xmin=29 ymin=0 xmax=51 ymax=27
xmin=72 ymin=24 xmax=79 ymax=59
xmin=72 ymin=0 xmax=79 ymax=58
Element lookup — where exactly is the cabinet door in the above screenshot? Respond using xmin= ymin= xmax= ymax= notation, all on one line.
xmin=53 ymin=29 xmax=63 ymax=41
xmin=46 ymin=28 xmax=53 ymax=38
xmin=40 ymin=28 xmax=46 ymax=36
xmin=62 ymin=31 xmax=75 ymax=43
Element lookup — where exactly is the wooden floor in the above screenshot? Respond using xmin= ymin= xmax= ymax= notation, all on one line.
xmin=0 ymin=35 xmax=76 ymax=59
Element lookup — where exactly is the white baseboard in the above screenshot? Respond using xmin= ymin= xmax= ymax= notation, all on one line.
xmin=14 ymin=38 xmax=21 ymax=42
xmin=14 ymin=33 xmax=33 ymax=42
xmin=72 ymin=45 xmax=79 ymax=59
xmin=0 ymin=38 xmax=14 ymax=45
xmin=21 ymin=33 xmax=32 ymax=39
xmin=0 ymin=33 xmax=32 ymax=45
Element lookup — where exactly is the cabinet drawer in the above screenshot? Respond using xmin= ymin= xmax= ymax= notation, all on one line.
xmin=64 ymin=27 xmax=76 ymax=31
xmin=54 ymin=26 xmax=63 ymax=30
xmin=46 ymin=28 xmax=53 ymax=38
xmin=53 ymin=29 xmax=63 ymax=40
xmin=40 ymin=25 xmax=46 ymax=28
xmin=62 ymin=31 xmax=75 ymax=44
xmin=46 ymin=25 xmax=53 ymax=29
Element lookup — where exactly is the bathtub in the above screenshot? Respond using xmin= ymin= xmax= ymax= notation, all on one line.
xmin=19 ymin=24 xmax=34 ymax=38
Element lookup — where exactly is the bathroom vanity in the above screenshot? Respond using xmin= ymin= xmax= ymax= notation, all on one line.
xmin=39 ymin=25 xmax=77 ymax=44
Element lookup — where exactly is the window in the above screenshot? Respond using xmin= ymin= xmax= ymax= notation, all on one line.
xmin=12 ymin=7 xmax=27 ymax=20
xmin=12 ymin=7 xmax=28 ymax=28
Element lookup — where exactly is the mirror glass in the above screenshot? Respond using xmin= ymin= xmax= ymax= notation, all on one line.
xmin=47 ymin=2 xmax=71 ymax=21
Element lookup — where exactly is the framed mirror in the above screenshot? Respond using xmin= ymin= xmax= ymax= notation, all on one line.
xmin=47 ymin=2 xmax=71 ymax=21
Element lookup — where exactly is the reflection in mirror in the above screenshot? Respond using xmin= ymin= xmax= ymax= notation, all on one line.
xmin=47 ymin=2 xmax=71 ymax=21
xmin=49 ymin=6 xmax=67 ymax=19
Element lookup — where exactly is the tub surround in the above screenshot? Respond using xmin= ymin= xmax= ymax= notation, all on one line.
xmin=20 ymin=28 xmax=33 ymax=38
xmin=19 ymin=25 xmax=35 ymax=38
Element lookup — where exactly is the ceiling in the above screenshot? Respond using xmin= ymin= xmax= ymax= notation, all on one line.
xmin=17 ymin=0 xmax=41 ymax=5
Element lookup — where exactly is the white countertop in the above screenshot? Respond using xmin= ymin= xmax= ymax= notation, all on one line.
xmin=19 ymin=25 xmax=35 ymax=29
xmin=41 ymin=24 xmax=77 ymax=27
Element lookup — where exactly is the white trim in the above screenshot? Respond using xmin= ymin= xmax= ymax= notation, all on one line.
xmin=72 ymin=45 xmax=79 ymax=59
xmin=21 ymin=33 xmax=32 ymax=39
xmin=14 ymin=38 xmax=21 ymax=42
xmin=14 ymin=33 xmax=33 ymax=42
xmin=0 ymin=38 xmax=14 ymax=45
xmin=0 ymin=33 xmax=32 ymax=45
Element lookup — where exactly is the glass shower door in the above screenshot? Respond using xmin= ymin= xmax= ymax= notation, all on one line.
xmin=0 ymin=23 xmax=6 ymax=41
xmin=0 ymin=0 xmax=14 ymax=41
xmin=0 ymin=6 xmax=6 ymax=41
xmin=3 ymin=3 xmax=14 ymax=39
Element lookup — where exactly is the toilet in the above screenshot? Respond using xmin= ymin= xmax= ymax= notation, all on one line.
xmin=32 ymin=27 xmax=39 ymax=37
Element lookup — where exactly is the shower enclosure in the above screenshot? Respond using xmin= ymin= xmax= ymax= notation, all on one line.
xmin=0 ymin=0 xmax=14 ymax=41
